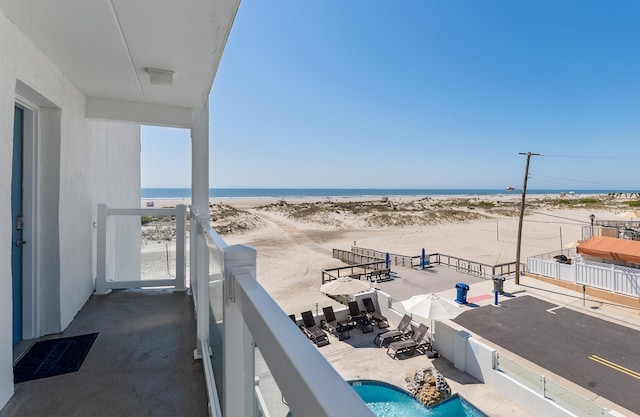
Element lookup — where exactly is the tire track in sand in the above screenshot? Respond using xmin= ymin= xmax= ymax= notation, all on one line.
xmin=252 ymin=211 xmax=332 ymax=257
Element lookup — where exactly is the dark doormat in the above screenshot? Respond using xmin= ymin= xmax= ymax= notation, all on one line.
xmin=14 ymin=333 xmax=99 ymax=383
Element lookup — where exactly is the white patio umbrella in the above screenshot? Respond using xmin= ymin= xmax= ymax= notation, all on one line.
xmin=392 ymin=293 xmax=462 ymax=322
xmin=392 ymin=294 xmax=463 ymax=348
xmin=320 ymin=277 xmax=370 ymax=296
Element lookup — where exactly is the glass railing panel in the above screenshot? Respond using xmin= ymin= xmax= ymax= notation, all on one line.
xmin=109 ymin=212 xmax=186 ymax=283
xmin=96 ymin=204 xmax=187 ymax=292
xmin=497 ymin=354 xmax=541 ymax=393
xmin=544 ymin=378 xmax=605 ymax=417
xmin=254 ymin=346 xmax=289 ymax=417
xmin=207 ymin=239 xmax=225 ymax=403
xmin=139 ymin=214 xmax=180 ymax=281
xmin=498 ymin=354 xmax=606 ymax=417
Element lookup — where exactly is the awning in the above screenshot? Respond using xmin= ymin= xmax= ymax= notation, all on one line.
xmin=577 ymin=236 xmax=640 ymax=264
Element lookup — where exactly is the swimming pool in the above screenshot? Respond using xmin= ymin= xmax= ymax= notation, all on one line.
xmin=348 ymin=380 xmax=487 ymax=417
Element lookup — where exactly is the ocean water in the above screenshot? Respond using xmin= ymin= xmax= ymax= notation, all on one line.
xmin=141 ymin=188 xmax=622 ymax=200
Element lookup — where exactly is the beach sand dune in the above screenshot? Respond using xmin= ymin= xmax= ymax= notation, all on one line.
xmin=218 ymin=195 xmax=631 ymax=311
xmin=143 ymin=194 xmax=635 ymax=311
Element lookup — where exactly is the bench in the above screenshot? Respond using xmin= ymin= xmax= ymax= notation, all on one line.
xmin=366 ymin=268 xmax=391 ymax=282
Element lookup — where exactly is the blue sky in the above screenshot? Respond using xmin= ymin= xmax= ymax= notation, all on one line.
xmin=141 ymin=0 xmax=640 ymax=190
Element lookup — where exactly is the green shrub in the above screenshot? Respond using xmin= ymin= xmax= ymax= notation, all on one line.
xmin=577 ymin=198 xmax=599 ymax=204
xmin=141 ymin=216 xmax=154 ymax=225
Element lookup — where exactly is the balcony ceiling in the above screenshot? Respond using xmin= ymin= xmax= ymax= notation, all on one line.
xmin=1 ymin=0 xmax=240 ymax=124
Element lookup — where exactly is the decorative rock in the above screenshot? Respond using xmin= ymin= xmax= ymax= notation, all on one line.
xmin=404 ymin=367 xmax=452 ymax=407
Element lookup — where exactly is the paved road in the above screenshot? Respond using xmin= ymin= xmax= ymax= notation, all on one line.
xmin=453 ymin=295 xmax=640 ymax=414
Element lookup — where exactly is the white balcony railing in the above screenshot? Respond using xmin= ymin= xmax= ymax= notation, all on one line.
xmin=192 ymin=210 xmax=374 ymax=417
xmin=96 ymin=203 xmax=186 ymax=294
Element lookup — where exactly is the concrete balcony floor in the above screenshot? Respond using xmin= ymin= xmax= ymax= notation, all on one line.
xmin=1 ymin=289 xmax=207 ymax=417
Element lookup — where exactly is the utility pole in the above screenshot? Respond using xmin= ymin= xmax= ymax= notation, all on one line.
xmin=515 ymin=152 xmax=542 ymax=285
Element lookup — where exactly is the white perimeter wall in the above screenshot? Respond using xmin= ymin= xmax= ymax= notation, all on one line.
xmin=0 ymin=11 xmax=140 ymax=409
xmin=374 ymin=290 xmax=590 ymax=417
xmin=433 ymin=320 xmax=601 ymax=417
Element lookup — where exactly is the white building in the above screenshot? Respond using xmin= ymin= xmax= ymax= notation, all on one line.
xmin=0 ymin=0 xmax=232 ymax=408
xmin=0 ymin=2 xmax=375 ymax=416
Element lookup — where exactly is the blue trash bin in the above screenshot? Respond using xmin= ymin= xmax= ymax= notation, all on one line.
xmin=455 ymin=283 xmax=470 ymax=304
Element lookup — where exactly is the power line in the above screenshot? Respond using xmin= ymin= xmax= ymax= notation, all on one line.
xmin=530 ymin=174 xmax=638 ymax=191
xmin=543 ymin=154 xmax=640 ymax=161
xmin=529 ymin=211 xmax=591 ymax=224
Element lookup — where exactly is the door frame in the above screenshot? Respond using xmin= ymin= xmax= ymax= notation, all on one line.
xmin=14 ymin=94 xmax=39 ymax=341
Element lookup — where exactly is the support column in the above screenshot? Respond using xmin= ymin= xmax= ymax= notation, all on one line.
xmin=191 ymin=104 xmax=210 ymax=355
xmin=223 ymin=245 xmax=257 ymax=417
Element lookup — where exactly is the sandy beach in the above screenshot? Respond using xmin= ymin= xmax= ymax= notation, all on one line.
xmin=141 ymin=193 xmax=637 ymax=312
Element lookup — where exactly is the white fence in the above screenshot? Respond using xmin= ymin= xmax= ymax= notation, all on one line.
xmin=96 ymin=203 xmax=186 ymax=293
xmin=526 ymin=256 xmax=640 ymax=298
xmin=575 ymin=259 xmax=640 ymax=298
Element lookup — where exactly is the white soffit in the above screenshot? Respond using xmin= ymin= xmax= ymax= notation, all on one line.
xmin=0 ymin=0 xmax=240 ymax=111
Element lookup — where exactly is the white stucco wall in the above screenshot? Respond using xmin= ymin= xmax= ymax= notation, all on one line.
xmin=87 ymin=121 xmax=141 ymax=284
xmin=59 ymin=119 xmax=140 ymax=328
xmin=0 ymin=15 xmax=18 ymax=408
xmin=0 ymin=11 xmax=140 ymax=409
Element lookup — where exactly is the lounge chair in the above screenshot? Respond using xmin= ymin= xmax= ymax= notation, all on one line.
xmin=347 ymin=301 xmax=364 ymax=322
xmin=374 ymin=314 xmax=412 ymax=347
xmin=347 ymin=301 xmax=373 ymax=333
xmin=321 ymin=306 xmax=350 ymax=340
xmin=362 ymin=297 xmax=389 ymax=329
xmin=300 ymin=310 xmax=330 ymax=347
xmin=387 ymin=323 xmax=429 ymax=359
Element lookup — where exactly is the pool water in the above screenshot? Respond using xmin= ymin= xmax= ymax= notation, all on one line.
xmin=349 ymin=380 xmax=487 ymax=417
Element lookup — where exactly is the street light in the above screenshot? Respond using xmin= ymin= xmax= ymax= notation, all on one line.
xmin=589 ymin=214 xmax=595 ymax=237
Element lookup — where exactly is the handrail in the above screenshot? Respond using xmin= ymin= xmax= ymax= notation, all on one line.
xmin=194 ymin=214 xmax=374 ymax=417
xmin=322 ymin=262 xmax=384 ymax=274
xmin=233 ymin=271 xmax=374 ymax=417
xmin=200 ymin=218 xmax=228 ymax=252
xmin=332 ymin=248 xmax=383 ymax=266
xmin=352 ymin=246 xmax=520 ymax=279
xmin=321 ymin=261 xmax=386 ymax=283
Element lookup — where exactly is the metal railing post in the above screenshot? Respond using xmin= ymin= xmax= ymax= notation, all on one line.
xmin=95 ymin=203 xmax=109 ymax=294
